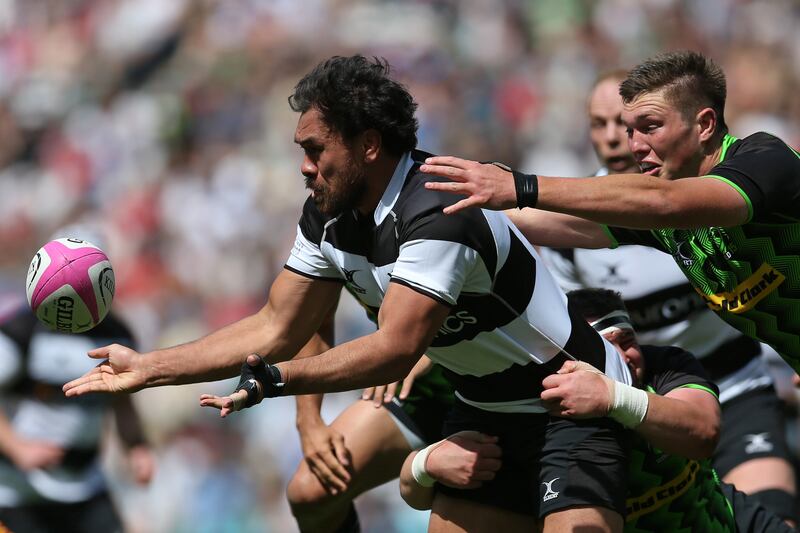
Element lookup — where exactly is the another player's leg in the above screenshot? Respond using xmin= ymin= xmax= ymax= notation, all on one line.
xmin=428 ymin=493 xmax=534 ymax=533
xmin=714 ymin=387 xmax=797 ymax=524
xmin=431 ymin=402 xmax=628 ymax=533
xmin=286 ymin=400 xmax=413 ymax=533
xmin=720 ymin=481 xmax=796 ymax=533
xmin=537 ymin=417 xmax=628 ymax=533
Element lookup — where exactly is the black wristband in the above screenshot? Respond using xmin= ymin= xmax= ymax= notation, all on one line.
xmin=513 ymin=170 xmax=538 ymax=209
xmin=234 ymin=357 xmax=285 ymax=408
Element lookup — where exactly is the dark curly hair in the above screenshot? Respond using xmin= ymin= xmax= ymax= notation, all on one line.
xmin=289 ymin=55 xmax=418 ymax=156
xmin=567 ymin=288 xmax=628 ymax=322
xmin=620 ymin=50 xmax=727 ymax=135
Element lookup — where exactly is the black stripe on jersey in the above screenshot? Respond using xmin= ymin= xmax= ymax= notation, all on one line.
xmin=326 ymin=211 xmax=382 ymax=260
xmin=443 ymin=354 xmax=569 ymax=403
xmin=298 ymin=196 xmax=333 ymax=245
xmin=623 ymin=282 xmax=707 ymax=332
xmin=393 ymin=153 xmax=498 ymax=276
xmin=562 ymin=299 xmax=608 ymax=372
xmin=428 ymin=230 xmax=535 ymax=346
xmin=492 ymin=230 xmax=536 ymax=314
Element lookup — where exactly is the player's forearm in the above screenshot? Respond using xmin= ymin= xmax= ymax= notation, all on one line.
xmin=537 ymin=174 xmax=681 ymax=228
xmin=294 ymin=316 xmax=335 ymax=427
xmin=505 ymin=208 xmax=611 ymax=249
xmin=635 ymin=393 xmax=720 ymax=459
xmin=399 ymin=450 xmax=435 ymax=510
xmin=276 ymin=330 xmax=421 ymax=395
xmin=536 ymin=174 xmax=746 ymax=229
xmin=144 ymin=309 xmax=285 ymax=387
xmin=296 ymin=394 xmax=325 ymax=428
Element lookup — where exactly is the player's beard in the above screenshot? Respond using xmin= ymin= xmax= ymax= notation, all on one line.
xmin=309 ymin=160 xmax=368 ymax=216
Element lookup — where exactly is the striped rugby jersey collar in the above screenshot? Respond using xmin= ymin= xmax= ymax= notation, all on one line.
xmin=373 ymin=151 xmax=414 ymax=226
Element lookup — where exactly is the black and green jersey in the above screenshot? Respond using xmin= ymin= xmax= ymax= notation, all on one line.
xmin=606 ymin=132 xmax=800 ymax=373
xmin=625 ymin=345 xmax=733 ymax=532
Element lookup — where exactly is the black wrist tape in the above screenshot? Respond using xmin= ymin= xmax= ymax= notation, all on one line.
xmin=235 ymin=357 xmax=285 ymax=408
xmin=513 ymin=171 xmax=538 ymax=209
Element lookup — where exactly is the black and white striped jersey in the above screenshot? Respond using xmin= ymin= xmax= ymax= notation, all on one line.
xmin=0 ymin=307 xmax=133 ymax=505
xmin=286 ymin=150 xmax=631 ymax=413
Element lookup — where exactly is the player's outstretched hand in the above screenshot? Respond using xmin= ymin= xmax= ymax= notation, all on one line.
xmin=421 ymin=156 xmax=518 ymax=214
xmin=198 ymin=389 xmax=249 ymax=418
xmin=425 ymin=431 xmax=502 ymax=489
xmin=540 ymin=360 xmax=614 ymax=419
xmin=63 ymin=344 xmax=146 ymax=396
xmin=199 ymin=354 xmax=262 ymax=418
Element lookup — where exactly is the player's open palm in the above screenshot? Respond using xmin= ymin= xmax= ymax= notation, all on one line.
xmin=62 ymin=343 xmax=145 ymax=396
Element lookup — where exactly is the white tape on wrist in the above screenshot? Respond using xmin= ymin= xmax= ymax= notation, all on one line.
xmin=411 ymin=444 xmax=437 ymax=487
xmin=609 ymin=381 xmax=649 ymax=428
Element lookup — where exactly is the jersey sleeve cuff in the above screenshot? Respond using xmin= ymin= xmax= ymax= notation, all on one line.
xmin=704 ymin=175 xmax=754 ymax=223
xmin=678 ymin=383 xmax=719 ymax=400
xmin=283 ymin=265 xmax=345 ymax=283
xmin=389 ymin=278 xmax=456 ymax=307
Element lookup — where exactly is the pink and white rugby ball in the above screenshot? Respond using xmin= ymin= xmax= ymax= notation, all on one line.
xmin=25 ymin=238 xmax=115 ymax=333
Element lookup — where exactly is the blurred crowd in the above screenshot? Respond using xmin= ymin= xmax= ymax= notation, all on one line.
xmin=0 ymin=0 xmax=799 ymax=531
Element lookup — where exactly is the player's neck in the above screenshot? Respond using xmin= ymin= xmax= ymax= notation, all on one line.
xmin=355 ymin=154 xmax=401 ymax=215
xmin=697 ymin=133 xmax=727 ymax=177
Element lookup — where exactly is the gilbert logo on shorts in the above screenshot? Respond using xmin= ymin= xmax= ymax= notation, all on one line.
xmin=698 ymin=263 xmax=785 ymax=314
xmin=542 ymin=478 xmax=560 ymax=502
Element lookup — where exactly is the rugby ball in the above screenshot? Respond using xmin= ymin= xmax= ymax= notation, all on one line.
xmin=25 ymin=238 xmax=115 ymax=333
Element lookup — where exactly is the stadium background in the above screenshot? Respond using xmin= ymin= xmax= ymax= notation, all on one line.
xmin=0 ymin=0 xmax=798 ymax=531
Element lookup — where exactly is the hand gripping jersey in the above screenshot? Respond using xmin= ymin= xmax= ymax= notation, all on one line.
xmin=538 ymin=243 xmax=773 ymax=403
xmin=286 ymin=150 xmax=631 ymax=413
xmin=625 ymin=345 xmax=733 ymax=532
xmin=605 ymin=133 xmax=800 ymax=374
xmin=0 ymin=308 xmax=135 ymax=505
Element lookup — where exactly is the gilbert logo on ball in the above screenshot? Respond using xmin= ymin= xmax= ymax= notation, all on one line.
xmin=25 ymin=238 xmax=115 ymax=333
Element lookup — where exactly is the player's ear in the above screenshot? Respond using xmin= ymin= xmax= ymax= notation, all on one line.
xmin=361 ymin=129 xmax=381 ymax=163
xmin=696 ymin=107 xmax=717 ymax=144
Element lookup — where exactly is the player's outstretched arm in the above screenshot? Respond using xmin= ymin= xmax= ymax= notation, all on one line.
xmin=399 ymin=431 xmax=501 ymax=510
xmin=63 ymin=269 xmax=342 ymax=397
xmin=421 ymin=156 xmax=748 ymax=229
xmin=542 ymin=360 xmax=720 ymax=459
xmin=199 ymin=282 xmax=450 ymax=413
